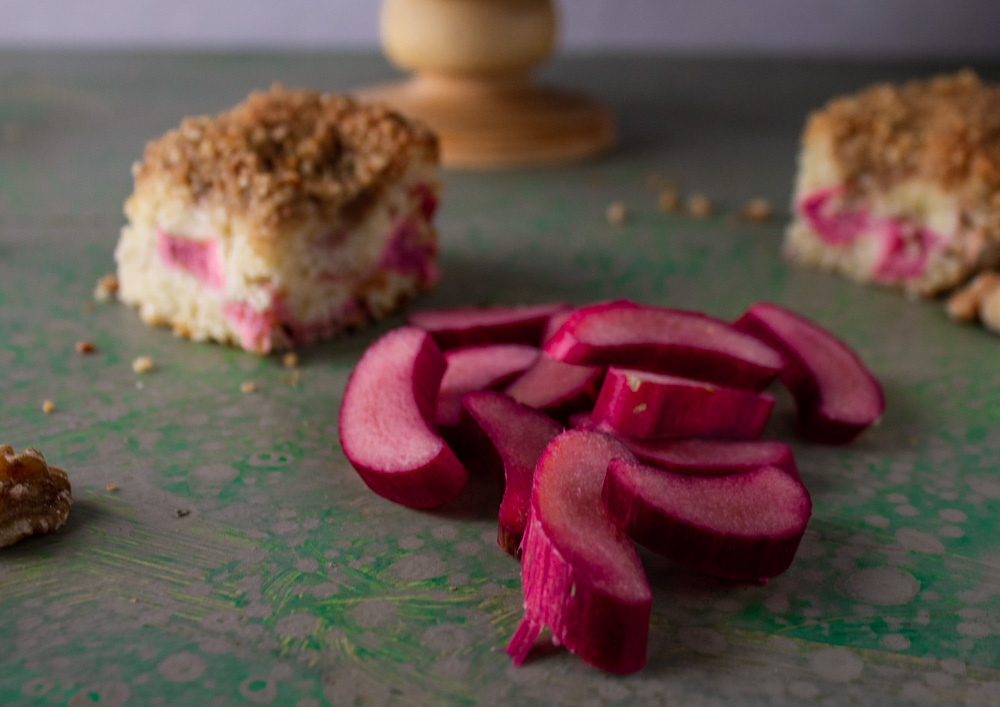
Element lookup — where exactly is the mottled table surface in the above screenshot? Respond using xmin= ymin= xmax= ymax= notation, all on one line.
xmin=2 ymin=52 xmax=1000 ymax=706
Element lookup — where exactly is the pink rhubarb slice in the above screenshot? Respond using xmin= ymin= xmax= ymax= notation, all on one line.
xmin=338 ymin=327 xmax=468 ymax=508
xmin=734 ymin=302 xmax=885 ymax=444
xmin=409 ymin=302 xmax=571 ymax=350
xmin=435 ymin=344 xmax=540 ymax=427
xmin=592 ymin=367 xmax=774 ymax=440
xmin=507 ymin=430 xmax=651 ymax=674
xmin=544 ymin=300 xmax=784 ymax=390
xmin=602 ymin=458 xmax=811 ymax=581
xmin=460 ymin=391 xmax=563 ymax=557
xmin=503 ymin=354 xmax=604 ymax=423
xmin=618 ymin=437 xmax=799 ymax=480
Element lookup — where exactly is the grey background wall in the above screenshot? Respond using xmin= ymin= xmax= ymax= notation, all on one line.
xmin=2 ymin=0 xmax=999 ymax=57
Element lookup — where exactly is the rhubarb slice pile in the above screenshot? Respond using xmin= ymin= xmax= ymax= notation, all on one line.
xmin=338 ymin=299 xmax=884 ymax=674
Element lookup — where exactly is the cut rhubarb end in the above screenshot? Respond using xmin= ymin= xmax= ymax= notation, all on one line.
xmin=338 ymin=327 xmax=468 ymax=509
xmin=617 ymin=437 xmax=799 ymax=481
xmin=408 ymin=303 xmax=572 ymax=350
xmin=506 ymin=615 xmax=543 ymax=665
xmin=516 ymin=430 xmax=651 ymax=674
xmin=460 ymin=391 xmax=563 ymax=557
xmin=543 ymin=300 xmax=785 ymax=390
xmin=603 ymin=459 xmax=811 ymax=581
xmin=504 ymin=354 xmax=604 ymax=423
xmin=435 ymin=344 xmax=540 ymax=428
xmin=734 ymin=302 xmax=885 ymax=444
xmin=592 ymin=367 xmax=774 ymax=440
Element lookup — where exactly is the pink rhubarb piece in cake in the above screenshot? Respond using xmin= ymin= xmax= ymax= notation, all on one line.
xmin=115 ymin=84 xmax=441 ymax=353
xmin=785 ymin=70 xmax=1000 ymax=298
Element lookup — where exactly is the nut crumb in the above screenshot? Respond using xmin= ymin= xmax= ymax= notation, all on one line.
xmin=686 ymin=193 xmax=713 ymax=219
xmin=0 ymin=446 xmax=73 ymax=547
xmin=106 ymin=483 xmax=118 ymax=492
xmin=132 ymin=356 xmax=154 ymax=374
xmin=75 ymin=340 xmax=96 ymax=354
xmin=606 ymin=201 xmax=627 ymax=225
xmin=657 ymin=188 xmax=680 ymax=213
xmin=93 ymin=274 xmax=119 ymax=302
xmin=240 ymin=381 xmax=257 ymax=394
xmin=175 ymin=508 xmax=191 ymax=518
xmin=740 ymin=197 xmax=773 ymax=223
xmin=282 ymin=352 xmax=299 ymax=369
xmin=41 ymin=400 xmax=54 ymax=415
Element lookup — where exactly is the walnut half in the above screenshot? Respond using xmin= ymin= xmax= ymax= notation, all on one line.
xmin=0 ymin=446 xmax=73 ymax=547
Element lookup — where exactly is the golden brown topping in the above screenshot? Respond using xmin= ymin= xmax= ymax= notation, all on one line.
xmin=0 ymin=446 xmax=73 ymax=547
xmin=93 ymin=274 xmax=119 ymax=302
xmin=686 ymin=193 xmax=713 ymax=219
xmin=807 ymin=70 xmax=1000 ymax=195
xmin=606 ymin=201 xmax=627 ymax=225
xmin=741 ymin=197 xmax=773 ymax=223
xmin=131 ymin=84 xmax=438 ymax=235
xmin=132 ymin=355 xmax=154 ymax=374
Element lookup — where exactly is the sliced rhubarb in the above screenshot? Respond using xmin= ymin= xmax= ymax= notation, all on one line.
xmin=408 ymin=302 xmax=571 ymax=349
xmin=460 ymin=391 xmax=563 ymax=557
xmin=734 ymin=302 xmax=885 ymax=444
xmin=544 ymin=300 xmax=785 ymax=390
xmin=618 ymin=437 xmax=799 ymax=480
xmin=603 ymin=458 xmax=811 ymax=581
xmin=338 ymin=327 xmax=468 ymax=508
xmin=435 ymin=344 xmax=540 ymax=427
xmin=503 ymin=354 xmax=604 ymax=423
xmin=592 ymin=367 xmax=774 ymax=440
xmin=507 ymin=430 xmax=651 ymax=674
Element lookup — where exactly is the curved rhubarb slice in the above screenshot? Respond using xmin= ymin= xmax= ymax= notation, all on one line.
xmin=734 ymin=302 xmax=885 ymax=444
xmin=602 ymin=459 xmax=811 ymax=581
xmin=544 ymin=300 xmax=785 ymax=390
xmin=408 ymin=302 xmax=571 ymax=349
xmin=503 ymin=354 xmax=604 ymax=423
xmin=460 ymin=391 xmax=563 ymax=557
xmin=507 ymin=430 xmax=651 ymax=674
xmin=338 ymin=327 xmax=468 ymax=508
xmin=592 ymin=367 xmax=774 ymax=440
xmin=619 ymin=437 xmax=799 ymax=480
xmin=436 ymin=344 xmax=540 ymax=427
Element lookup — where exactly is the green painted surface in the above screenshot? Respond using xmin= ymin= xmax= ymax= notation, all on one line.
xmin=2 ymin=52 xmax=1000 ymax=705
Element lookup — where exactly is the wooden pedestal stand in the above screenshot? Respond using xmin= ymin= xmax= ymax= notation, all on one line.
xmin=356 ymin=0 xmax=615 ymax=169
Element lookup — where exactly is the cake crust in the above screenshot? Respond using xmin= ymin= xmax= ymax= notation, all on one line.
xmin=131 ymin=84 xmax=439 ymax=238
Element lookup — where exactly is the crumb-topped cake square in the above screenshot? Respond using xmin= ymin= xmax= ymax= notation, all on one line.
xmin=115 ymin=84 xmax=441 ymax=353
xmin=785 ymin=70 xmax=1000 ymax=297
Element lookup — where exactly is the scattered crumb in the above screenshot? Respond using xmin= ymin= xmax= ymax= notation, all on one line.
xmin=41 ymin=400 xmax=55 ymax=415
xmin=240 ymin=380 xmax=257 ymax=394
xmin=282 ymin=352 xmax=299 ymax=369
xmin=606 ymin=201 xmax=627 ymax=225
xmin=106 ymin=483 xmax=118 ymax=492
xmin=175 ymin=508 xmax=191 ymax=518
xmin=657 ymin=188 xmax=680 ymax=213
xmin=741 ymin=197 xmax=773 ymax=223
xmin=75 ymin=340 xmax=96 ymax=354
xmin=449 ymin=586 xmax=458 ymax=592
xmin=686 ymin=193 xmax=713 ymax=219
xmin=132 ymin=356 xmax=154 ymax=374
xmin=282 ymin=370 xmax=303 ymax=386
xmin=129 ymin=597 xmax=137 ymax=603
xmin=93 ymin=274 xmax=119 ymax=302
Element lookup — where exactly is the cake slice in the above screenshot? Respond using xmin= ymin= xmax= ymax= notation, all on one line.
xmin=784 ymin=70 xmax=1000 ymax=298
xmin=115 ymin=84 xmax=441 ymax=353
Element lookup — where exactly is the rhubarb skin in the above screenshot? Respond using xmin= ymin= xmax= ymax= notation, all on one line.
xmin=338 ymin=327 xmax=468 ymax=508
xmin=592 ymin=367 xmax=775 ymax=440
xmin=603 ymin=458 xmax=812 ymax=581
xmin=544 ymin=300 xmax=785 ymax=391
xmin=618 ymin=437 xmax=800 ymax=481
xmin=734 ymin=302 xmax=885 ymax=444
xmin=459 ymin=391 xmax=563 ymax=557
xmin=507 ymin=430 xmax=651 ymax=674
xmin=408 ymin=303 xmax=571 ymax=350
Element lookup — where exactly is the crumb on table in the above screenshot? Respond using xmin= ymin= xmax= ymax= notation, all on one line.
xmin=240 ymin=381 xmax=257 ymax=394
xmin=93 ymin=274 xmax=119 ymax=302
xmin=132 ymin=356 xmax=154 ymax=374
xmin=741 ymin=197 xmax=773 ymax=223
xmin=282 ymin=352 xmax=299 ymax=369
xmin=657 ymin=188 xmax=680 ymax=213
xmin=606 ymin=201 xmax=627 ymax=225
xmin=41 ymin=400 xmax=54 ymax=414
xmin=75 ymin=340 xmax=96 ymax=354
xmin=686 ymin=194 xmax=713 ymax=219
